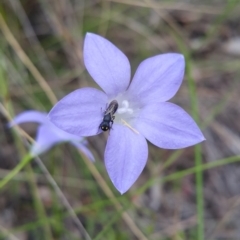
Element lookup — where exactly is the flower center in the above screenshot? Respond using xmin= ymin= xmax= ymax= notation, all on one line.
xmin=117 ymin=100 xmax=133 ymax=114
xmin=107 ymin=98 xmax=139 ymax=134
xmin=113 ymin=99 xmax=137 ymax=126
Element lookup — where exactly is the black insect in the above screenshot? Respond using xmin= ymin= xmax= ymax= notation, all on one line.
xmin=100 ymin=100 xmax=118 ymax=131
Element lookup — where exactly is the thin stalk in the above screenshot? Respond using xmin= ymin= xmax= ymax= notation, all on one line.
xmin=0 ymin=13 xmax=57 ymax=104
xmin=185 ymin=54 xmax=204 ymax=240
xmin=0 ymin=153 xmax=33 ymax=189
xmin=26 ymin=164 xmax=53 ymax=240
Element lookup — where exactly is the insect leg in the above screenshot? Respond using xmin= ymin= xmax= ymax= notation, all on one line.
xmin=109 ymin=116 xmax=115 ymax=130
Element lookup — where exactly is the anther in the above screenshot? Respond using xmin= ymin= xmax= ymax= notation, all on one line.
xmin=121 ymin=119 xmax=139 ymax=134
xmin=117 ymin=100 xmax=133 ymax=114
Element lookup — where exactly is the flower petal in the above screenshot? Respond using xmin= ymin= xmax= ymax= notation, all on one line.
xmin=48 ymin=88 xmax=108 ymax=136
xmin=31 ymin=124 xmax=94 ymax=160
xmin=84 ymin=33 xmax=131 ymax=97
xmin=132 ymin=102 xmax=205 ymax=149
xmin=104 ymin=124 xmax=148 ymax=194
xmin=9 ymin=111 xmax=48 ymax=126
xmin=71 ymin=141 xmax=95 ymax=162
xmin=31 ymin=124 xmax=62 ymax=156
xmin=127 ymin=53 xmax=185 ymax=105
xmin=50 ymin=123 xmax=82 ymax=142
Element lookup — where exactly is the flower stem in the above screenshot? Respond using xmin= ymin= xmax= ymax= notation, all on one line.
xmin=0 ymin=153 xmax=33 ymax=189
xmin=185 ymin=55 xmax=204 ymax=240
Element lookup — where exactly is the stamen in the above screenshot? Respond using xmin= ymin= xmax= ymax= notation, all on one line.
xmin=117 ymin=100 xmax=133 ymax=114
xmin=121 ymin=119 xmax=139 ymax=134
xmin=117 ymin=108 xmax=127 ymax=114
xmin=122 ymin=100 xmax=129 ymax=108
xmin=126 ymin=108 xmax=133 ymax=114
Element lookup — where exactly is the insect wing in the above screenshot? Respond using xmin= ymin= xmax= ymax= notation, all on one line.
xmin=104 ymin=100 xmax=118 ymax=116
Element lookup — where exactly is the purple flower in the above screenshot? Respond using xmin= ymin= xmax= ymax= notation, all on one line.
xmin=9 ymin=110 xmax=94 ymax=161
xmin=48 ymin=33 xmax=205 ymax=194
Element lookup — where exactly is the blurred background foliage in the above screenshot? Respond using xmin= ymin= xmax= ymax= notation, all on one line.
xmin=0 ymin=0 xmax=240 ymax=239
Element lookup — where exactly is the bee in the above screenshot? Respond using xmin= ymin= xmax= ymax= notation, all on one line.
xmin=100 ymin=100 xmax=118 ymax=131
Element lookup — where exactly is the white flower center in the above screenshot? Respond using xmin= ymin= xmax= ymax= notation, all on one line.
xmin=106 ymin=97 xmax=140 ymax=134
xmin=117 ymin=100 xmax=133 ymax=114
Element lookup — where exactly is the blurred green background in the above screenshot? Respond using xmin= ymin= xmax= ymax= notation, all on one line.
xmin=0 ymin=0 xmax=240 ymax=239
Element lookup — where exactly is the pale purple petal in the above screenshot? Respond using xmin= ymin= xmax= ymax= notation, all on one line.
xmin=49 ymin=123 xmax=95 ymax=161
xmin=71 ymin=142 xmax=95 ymax=162
xmin=132 ymin=102 xmax=205 ymax=149
xmin=31 ymin=124 xmax=62 ymax=156
xmin=104 ymin=124 xmax=148 ymax=194
xmin=50 ymin=123 xmax=82 ymax=142
xmin=84 ymin=33 xmax=131 ymax=97
xmin=31 ymin=124 xmax=94 ymax=160
xmin=48 ymin=88 xmax=108 ymax=137
xmin=127 ymin=54 xmax=185 ymax=105
xmin=9 ymin=111 xmax=48 ymax=127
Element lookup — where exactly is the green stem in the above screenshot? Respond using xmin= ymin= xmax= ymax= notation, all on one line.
xmin=186 ymin=54 xmax=204 ymax=240
xmin=26 ymin=164 xmax=53 ymax=240
xmin=0 ymin=153 xmax=33 ymax=189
